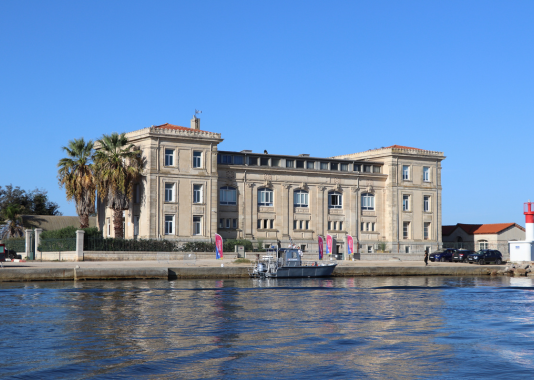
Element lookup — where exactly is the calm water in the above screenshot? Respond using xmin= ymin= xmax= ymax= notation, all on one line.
xmin=1 ymin=276 xmax=534 ymax=379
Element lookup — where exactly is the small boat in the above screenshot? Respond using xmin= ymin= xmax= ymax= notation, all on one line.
xmin=249 ymin=247 xmax=337 ymax=278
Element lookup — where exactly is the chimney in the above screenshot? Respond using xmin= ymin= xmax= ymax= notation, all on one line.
xmin=190 ymin=115 xmax=200 ymax=130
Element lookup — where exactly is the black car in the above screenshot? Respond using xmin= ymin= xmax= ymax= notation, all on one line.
xmin=452 ymin=249 xmax=476 ymax=263
xmin=429 ymin=248 xmax=456 ymax=262
xmin=467 ymin=250 xmax=503 ymax=265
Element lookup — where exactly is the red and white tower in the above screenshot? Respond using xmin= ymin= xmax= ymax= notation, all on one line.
xmin=510 ymin=201 xmax=534 ymax=262
xmin=525 ymin=201 xmax=534 ymax=242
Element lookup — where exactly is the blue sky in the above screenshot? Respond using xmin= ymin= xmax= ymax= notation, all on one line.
xmin=1 ymin=0 xmax=533 ymax=225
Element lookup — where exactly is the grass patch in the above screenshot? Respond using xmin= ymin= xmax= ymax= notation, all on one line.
xmin=234 ymin=258 xmax=251 ymax=264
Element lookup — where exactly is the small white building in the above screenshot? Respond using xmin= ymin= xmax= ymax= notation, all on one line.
xmin=442 ymin=223 xmax=525 ymax=258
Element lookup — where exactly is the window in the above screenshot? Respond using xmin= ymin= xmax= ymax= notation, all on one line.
xmin=424 ymin=195 xmax=430 ymax=212
xmin=258 ymin=188 xmax=273 ymax=206
xmin=328 ymin=221 xmax=332 ymax=230
xmin=366 ymin=222 xmax=370 ymax=231
xmin=305 ymin=220 xmax=309 ymax=229
xmin=165 ymin=183 xmax=175 ymax=202
xmin=106 ymin=217 xmax=111 ymax=236
xmin=402 ymin=195 xmax=410 ymax=211
xmin=135 ymin=184 xmax=140 ymax=203
xmin=248 ymin=157 xmax=258 ymax=166
xmin=263 ymin=219 xmax=268 ymax=229
xmin=354 ymin=164 xmax=361 ymax=172
xmin=220 ymin=186 xmax=237 ymax=205
xmin=193 ymin=184 xmax=203 ymax=203
xmin=193 ymin=151 xmax=202 ymax=168
xmin=424 ymin=222 xmax=431 ymax=240
xmin=361 ymin=193 xmax=374 ymax=210
xmin=330 ymin=163 xmax=338 ymax=171
xmin=219 ymin=154 xmax=233 ymax=164
xmin=301 ymin=244 xmax=306 ymax=251
xmin=364 ymin=165 xmax=371 ymax=173
xmin=423 ymin=167 xmax=430 ymax=182
xmin=361 ymin=222 xmax=364 ymax=231
xmin=405 ymin=246 xmax=410 ymax=253
xmin=233 ymin=156 xmax=244 ymax=165
xmin=328 ymin=191 xmax=342 ymax=209
xmin=294 ymin=190 xmax=309 ymax=207
xmin=373 ymin=166 xmax=381 ymax=173
xmin=233 ymin=219 xmax=238 ymax=228
xmin=307 ymin=161 xmax=315 ymax=169
xmin=258 ymin=219 xmax=262 ymax=229
xmin=270 ymin=219 xmax=274 ymax=229
xmin=299 ymin=220 xmax=304 ymax=229
xmin=340 ymin=163 xmax=348 ymax=171
xmin=226 ymin=219 xmax=230 ymax=228
xmin=165 ymin=149 xmax=174 ymax=166
xmin=219 ymin=218 xmax=224 ymax=228
xmin=293 ymin=220 xmax=298 ymax=230
xmin=134 ymin=216 xmax=139 ymax=237
xmin=193 ymin=216 xmax=201 ymax=235
xmin=296 ymin=160 xmax=304 ymax=168
xmin=339 ymin=221 xmax=343 ymax=230
xmin=479 ymin=240 xmax=488 ymax=250
xmin=320 ymin=162 xmax=329 ymax=170
xmin=260 ymin=157 xmax=269 ymax=166
xmin=403 ymin=222 xmax=410 ymax=239
xmin=271 ymin=158 xmax=280 ymax=167
xmin=333 ymin=221 xmax=337 ymax=230
xmin=402 ymin=165 xmax=410 ymax=180
xmin=165 ymin=215 xmax=175 ymax=235
xmin=367 ymin=245 xmax=373 ymax=253
xmin=286 ymin=160 xmax=294 ymax=168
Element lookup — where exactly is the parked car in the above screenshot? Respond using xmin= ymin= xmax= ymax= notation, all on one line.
xmin=452 ymin=249 xmax=476 ymax=263
xmin=429 ymin=248 xmax=456 ymax=262
xmin=467 ymin=250 xmax=503 ymax=265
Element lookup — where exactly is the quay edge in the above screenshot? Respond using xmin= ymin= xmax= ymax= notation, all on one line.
xmin=0 ymin=265 xmax=513 ymax=282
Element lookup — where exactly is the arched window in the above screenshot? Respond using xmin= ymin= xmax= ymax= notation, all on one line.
xmin=294 ymin=190 xmax=309 ymax=207
xmin=258 ymin=188 xmax=273 ymax=206
xmin=328 ymin=191 xmax=342 ymax=209
xmin=219 ymin=186 xmax=237 ymax=205
xmin=478 ymin=240 xmax=488 ymax=250
xmin=361 ymin=193 xmax=374 ymax=210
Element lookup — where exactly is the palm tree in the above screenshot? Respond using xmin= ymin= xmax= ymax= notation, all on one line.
xmin=93 ymin=132 xmax=143 ymax=238
xmin=57 ymin=138 xmax=96 ymax=228
xmin=0 ymin=205 xmax=25 ymax=239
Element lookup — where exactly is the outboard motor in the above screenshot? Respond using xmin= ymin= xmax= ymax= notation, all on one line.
xmin=257 ymin=262 xmax=267 ymax=273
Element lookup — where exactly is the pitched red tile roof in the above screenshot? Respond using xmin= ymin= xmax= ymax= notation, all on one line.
xmin=385 ymin=145 xmax=424 ymax=151
xmin=153 ymin=123 xmax=212 ymax=133
xmin=442 ymin=223 xmax=525 ymax=235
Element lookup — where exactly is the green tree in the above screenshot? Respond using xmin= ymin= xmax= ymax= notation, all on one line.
xmin=0 ymin=204 xmax=25 ymax=239
xmin=0 ymin=184 xmax=61 ymax=221
xmin=57 ymin=138 xmax=96 ymax=228
xmin=93 ymin=132 xmax=143 ymax=238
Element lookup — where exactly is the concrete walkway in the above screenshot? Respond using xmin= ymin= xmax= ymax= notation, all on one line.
xmin=0 ymin=258 xmax=490 ymax=269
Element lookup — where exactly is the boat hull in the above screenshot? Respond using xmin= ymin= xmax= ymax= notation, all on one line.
xmin=272 ymin=264 xmax=337 ymax=278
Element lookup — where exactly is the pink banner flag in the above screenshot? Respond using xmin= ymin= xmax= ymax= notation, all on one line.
xmin=347 ymin=235 xmax=354 ymax=256
xmin=318 ymin=236 xmax=324 ymax=260
xmin=326 ymin=235 xmax=333 ymax=255
xmin=215 ymin=234 xmax=223 ymax=259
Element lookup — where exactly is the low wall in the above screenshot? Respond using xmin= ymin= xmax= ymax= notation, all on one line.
xmin=82 ymin=251 xmax=220 ymax=261
xmin=37 ymin=251 xmax=77 ymax=261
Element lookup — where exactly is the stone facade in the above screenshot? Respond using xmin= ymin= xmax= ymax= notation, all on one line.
xmin=97 ymin=119 xmax=446 ymax=257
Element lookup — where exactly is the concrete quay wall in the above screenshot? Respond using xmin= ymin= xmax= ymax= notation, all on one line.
xmin=0 ymin=265 xmax=500 ymax=282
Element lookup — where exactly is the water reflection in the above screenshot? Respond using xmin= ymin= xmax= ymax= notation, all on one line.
xmin=1 ymin=276 xmax=534 ymax=379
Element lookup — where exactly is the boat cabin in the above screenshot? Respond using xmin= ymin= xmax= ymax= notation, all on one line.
xmin=278 ymin=248 xmax=302 ymax=267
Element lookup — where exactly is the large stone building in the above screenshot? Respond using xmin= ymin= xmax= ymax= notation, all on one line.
xmin=97 ymin=117 xmax=446 ymax=257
